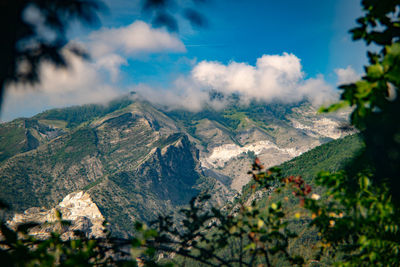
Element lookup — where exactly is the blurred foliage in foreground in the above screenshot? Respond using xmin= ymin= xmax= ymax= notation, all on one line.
xmin=1 ymin=0 xmax=400 ymax=266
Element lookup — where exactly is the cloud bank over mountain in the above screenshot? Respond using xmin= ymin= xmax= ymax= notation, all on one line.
xmin=135 ymin=53 xmax=342 ymax=111
xmin=2 ymin=19 xmax=359 ymax=121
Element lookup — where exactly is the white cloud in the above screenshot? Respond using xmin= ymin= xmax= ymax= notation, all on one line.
xmin=135 ymin=53 xmax=339 ymax=111
xmin=297 ymin=76 xmax=338 ymax=106
xmin=134 ymin=81 xmax=207 ymax=112
xmin=191 ymin=53 xmax=337 ymax=106
xmin=96 ymin=54 xmax=127 ymax=82
xmin=88 ymin=21 xmax=186 ymax=57
xmin=192 ymin=53 xmax=306 ymax=103
xmin=7 ymin=50 xmax=120 ymax=99
xmin=2 ymin=50 xmax=122 ymax=121
xmin=335 ymin=66 xmax=360 ymax=85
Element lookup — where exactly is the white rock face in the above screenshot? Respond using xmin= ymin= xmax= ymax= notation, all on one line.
xmin=289 ymin=105 xmax=355 ymax=139
xmin=290 ymin=118 xmax=346 ymax=139
xmin=59 ymin=191 xmax=103 ymax=220
xmin=201 ymin=141 xmax=305 ymax=169
xmin=8 ymin=191 xmax=106 ymax=239
xmin=200 ymin=140 xmax=315 ymax=192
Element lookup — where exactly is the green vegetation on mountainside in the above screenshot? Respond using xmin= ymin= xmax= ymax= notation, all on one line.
xmin=0 ymin=118 xmax=67 ymax=163
xmin=35 ymin=98 xmax=134 ymax=128
xmin=241 ymin=134 xmax=364 ymax=201
xmin=0 ymin=120 xmax=27 ymax=162
xmin=166 ymin=109 xmax=241 ymax=132
xmin=52 ymin=127 xmax=98 ymax=164
xmin=0 ymin=126 xmax=101 ymax=213
xmin=166 ymin=101 xmax=303 ymax=134
xmin=280 ymin=134 xmax=365 ymax=182
xmin=0 ymin=98 xmax=135 ymax=165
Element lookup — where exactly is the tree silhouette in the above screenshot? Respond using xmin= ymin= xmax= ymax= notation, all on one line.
xmin=142 ymin=0 xmax=207 ymax=32
xmin=0 ymin=0 xmax=105 ymax=111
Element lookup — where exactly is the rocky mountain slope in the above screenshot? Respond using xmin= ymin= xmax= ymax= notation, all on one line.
xmin=0 ymin=95 xmax=352 ymax=236
xmin=165 ymin=101 xmax=353 ymax=191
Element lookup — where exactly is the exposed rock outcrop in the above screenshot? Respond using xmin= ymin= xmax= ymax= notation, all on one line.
xmin=8 ymin=191 xmax=106 ymax=240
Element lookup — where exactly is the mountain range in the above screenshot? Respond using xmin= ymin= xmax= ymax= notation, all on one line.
xmin=0 ymin=94 xmax=354 ymax=237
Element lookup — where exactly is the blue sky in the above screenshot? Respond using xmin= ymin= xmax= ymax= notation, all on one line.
xmin=2 ymin=0 xmax=366 ymax=121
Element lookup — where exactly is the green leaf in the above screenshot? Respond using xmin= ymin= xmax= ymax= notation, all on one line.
xmin=367 ymin=64 xmax=384 ymax=79
xmin=351 ymin=27 xmax=365 ymax=40
xmin=360 ymin=176 xmax=370 ymax=190
xmin=355 ymin=80 xmax=373 ymax=99
xmin=386 ymin=43 xmax=400 ymax=57
xmin=369 ymin=251 xmax=378 ymax=261
xmin=318 ymin=101 xmax=349 ymax=113
xmin=244 ymin=242 xmax=256 ymax=251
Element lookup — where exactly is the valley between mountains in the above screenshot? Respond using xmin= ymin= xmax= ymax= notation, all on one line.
xmin=0 ymin=95 xmax=354 ymax=237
